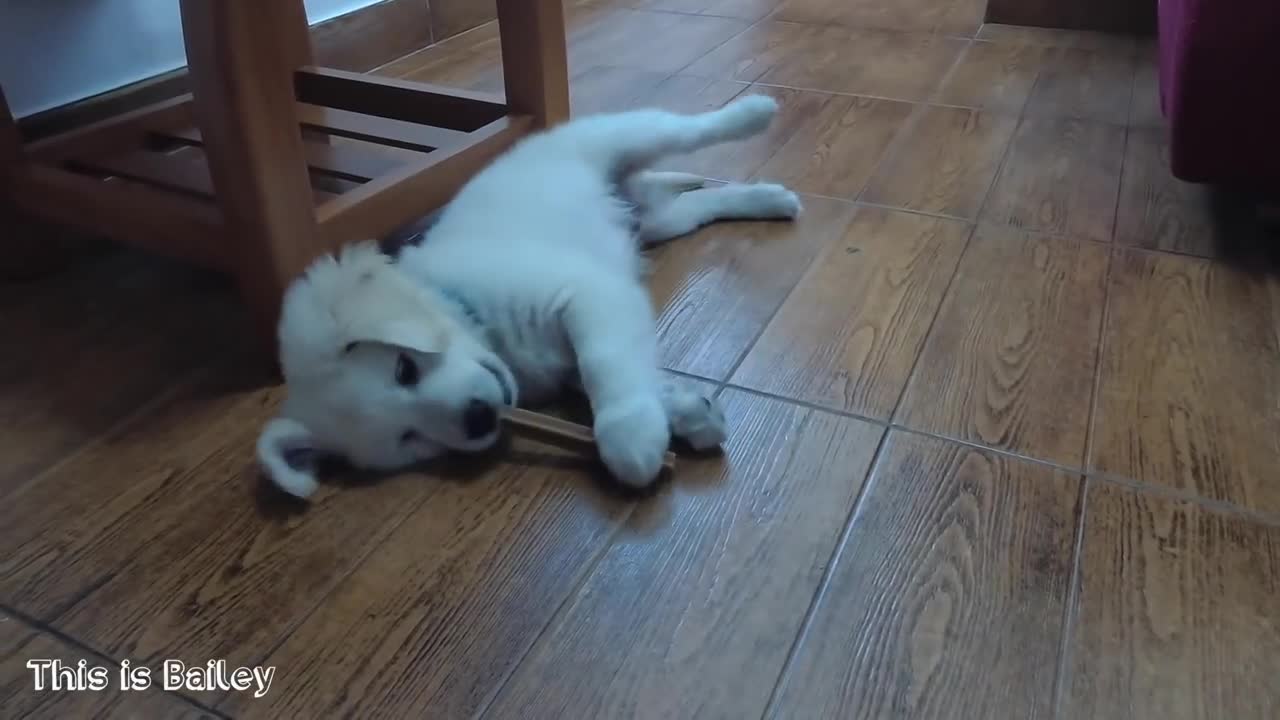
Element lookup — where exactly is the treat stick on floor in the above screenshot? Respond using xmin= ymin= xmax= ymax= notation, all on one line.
xmin=502 ymin=406 xmax=678 ymax=474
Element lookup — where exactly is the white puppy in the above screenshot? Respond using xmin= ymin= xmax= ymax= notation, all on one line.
xmin=257 ymin=94 xmax=800 ymax=498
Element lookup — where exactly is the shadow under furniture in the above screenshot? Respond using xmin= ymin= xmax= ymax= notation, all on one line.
xmin=0 ymin=0 xmax=570 ymax=353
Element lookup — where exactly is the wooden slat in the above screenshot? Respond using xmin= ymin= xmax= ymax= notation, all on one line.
xmin=23 ymin=94 xmax=194 ymax=162
xmin=76 ymin=148 xmax=338 ymax=203
xmin=295 ymin=65 xmax=507 ymax=131
xmin=164 ymin=125 xmax=406 ymax=183
xmin=295 ymin=102 xmax=470 ymax=152
xmin=317 ymin=115 xmax=531 ymax=248
xmin=8 ymin=165 xmax=227 ymax=270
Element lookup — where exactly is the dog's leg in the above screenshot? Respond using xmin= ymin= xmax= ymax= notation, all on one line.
xmin=571 ymin=94 xmax=779 ymax=175
xmin=563 ymin=373 xmax=728 ymax=451
xmin=638 ymin=183 xmax=802 ymax=246
xmin=561 ymin=282 xmax=671 ymax=488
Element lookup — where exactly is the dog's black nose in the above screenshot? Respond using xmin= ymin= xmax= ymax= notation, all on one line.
xmin=463 ymin=399 xmax=499 ymax=440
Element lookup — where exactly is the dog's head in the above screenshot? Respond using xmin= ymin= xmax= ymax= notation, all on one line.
xmin=257 ymin=241 xmax=517 ymax=498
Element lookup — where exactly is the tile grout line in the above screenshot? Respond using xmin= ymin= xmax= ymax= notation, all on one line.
xmin=756 ymin=424 xmax=896 ymax=720
xmin=1080 ymin=237 xmax=1121 ymax=489
xmin=667 ymin=11 xmax=767 ymax=79
xmin=469 ymin=504 xmax=638 ymax=720
xmin=0 ymin=602 xmax=234 ymax=720
xmin=882 ymin=219 xmax=979 ymax=423
xmin=971 ymin=45 xmax=1045 ymax=227
xmin=1050 ymin=477 xmax=1091 ymax=719
xmin=1088 ymin=469 xmax=1280 ymax=528
xmin=718 ymin=382 xmax=1280 ymax=528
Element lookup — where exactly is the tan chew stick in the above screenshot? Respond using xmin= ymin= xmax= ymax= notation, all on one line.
xmin=502 ymin=406 xmax=677 ymax=473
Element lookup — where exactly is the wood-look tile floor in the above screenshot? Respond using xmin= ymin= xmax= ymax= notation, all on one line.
xmin=3 ymin=3 xmax=1278 ymax=719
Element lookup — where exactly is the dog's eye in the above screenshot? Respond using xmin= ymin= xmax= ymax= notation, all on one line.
xmin=395 ymin=353 xmax=419 ymax=387
xmin=400 ymin=429 xmax=421 ymax=445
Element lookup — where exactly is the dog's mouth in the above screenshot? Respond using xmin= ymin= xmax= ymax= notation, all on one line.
xmin=480 ymin=358 xmax=515 ymax=406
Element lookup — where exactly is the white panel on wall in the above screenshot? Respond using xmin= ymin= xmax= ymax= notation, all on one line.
xmin=0 ymin=0 xmax=380 ymax=118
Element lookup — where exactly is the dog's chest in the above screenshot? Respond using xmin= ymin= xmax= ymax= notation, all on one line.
xmin=480 ymin=301 xmax=577 ymax=405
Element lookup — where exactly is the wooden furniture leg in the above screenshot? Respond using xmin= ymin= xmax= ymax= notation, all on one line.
xmin=179 ymin=0 xmax=324 ymax=350
xmin=496 ymin=0 xmax=570 ymax=128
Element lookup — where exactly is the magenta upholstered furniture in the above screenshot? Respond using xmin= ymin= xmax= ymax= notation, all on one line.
xmin=1157 ymin=0 xmax=1280 ymax=189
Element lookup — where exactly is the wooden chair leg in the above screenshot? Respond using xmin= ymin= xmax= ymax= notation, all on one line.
xmin=180 ymin=0 xmax=323 ymax=355
xmin=496 ymin=0 xmax=570 ymax=129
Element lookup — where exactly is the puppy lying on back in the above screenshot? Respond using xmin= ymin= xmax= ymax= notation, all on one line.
xmin=257 ymin=95 xmax=801 ymax=498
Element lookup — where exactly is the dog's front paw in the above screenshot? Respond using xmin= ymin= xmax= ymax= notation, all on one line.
xmin=594 ymin=394 xmax=671 ymax=488
xmin=717 ymin=94 xmax=778 ymax=140
xmin=662 ymin=383 xmax=728 ymax=451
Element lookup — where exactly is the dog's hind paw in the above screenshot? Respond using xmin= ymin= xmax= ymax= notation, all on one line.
xmin=743 ymin=183 xmax=803 ymax=220
xmin=716 ymin=94 xmax=778 ymax=140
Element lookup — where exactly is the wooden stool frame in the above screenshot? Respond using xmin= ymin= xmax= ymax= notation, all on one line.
xmin=0 ymin=0 xmax=569 ymax=349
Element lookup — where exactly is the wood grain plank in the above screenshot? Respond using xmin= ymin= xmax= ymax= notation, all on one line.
xmin=934 ymin=40 xmax=1049 ymax=112
xmin=1024 ymin=47 xmax=1135 ymax=124
xmin=770 ymin=431 xmax=1079 ymax=720
xmin=684 ymin=21 xmax=967 ymax=101
xmin=863 ymin=105 xmax=1018 ymax=218
xmin=0 ymin=616 xmax=211 ymax=719
xmin=773 ymin=0 xmax=987 ymax=36
xmin=981 ymin=115 xmax=1126 ymax=242
xmin=751 ymin=93 xmax=913 ymax=199
xmin=430 ymin=0 xmax=497 ymax=41
xmin=1090 ymin=250 xmax=1280 ymax=514
xmin=218 ymin=436 xmax=631 ymax=719
xmin=1128 ymin=42 xmax=1163 ymax=128
xmin=730 ymin=206 xmax=971 ymax=419
xmin=307 ymin=0 xmax=435 ymax=73
xmin=1113 ymin=128 xmax=1217 ymax=257
xmin=648 ymin=196 xmax=860 ymax=380
xmin=1 ymin=360 xmax=446 ymax=708
xmin=662 ymin=84 xmax=830 ymax=182
xmin=567 ymin=7 xmax=752 ymax=75
xmin=383 ymin=20 xmax=506 ymax=93
xmin=220 ymin=380 xmax=734 ymax=719
xmin=0 ymin=255 xmax=238 ymax=498
xmin=896 ymin=225 xmax=1109 ymax=466
xmin=0 ymin=365 xmax=281 ymax=616
xmin=485 ymin=390 xmax=884 ymax=720
xmin=638 ymin=0 xmax=782 ymax=20
xmin=976 ymin=23 xmax=1139 ymax=54
xmin=1064 ymin=484 xmax=1280 ymax=720
xmin=388 ymin=5 xmax=750 ymax=94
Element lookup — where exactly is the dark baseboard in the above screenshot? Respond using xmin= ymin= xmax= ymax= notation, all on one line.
xmin=16 ymin=0 xmax=433 ymax=142
xmin=985 ymin=0 xmax=1157 ymax=35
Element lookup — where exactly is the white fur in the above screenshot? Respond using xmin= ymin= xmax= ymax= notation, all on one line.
xmin=258 ymin=94 xmax=800 ymax=498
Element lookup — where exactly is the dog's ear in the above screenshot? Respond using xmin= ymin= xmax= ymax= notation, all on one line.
xmin=342 ymin=318 xmax=448 ymax=356
xmin=257 ymin=417 xmax=323 ymax=499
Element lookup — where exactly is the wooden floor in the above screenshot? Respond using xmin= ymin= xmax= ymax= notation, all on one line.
xmin=4 ymin=1 xmax=1279 ymax=718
